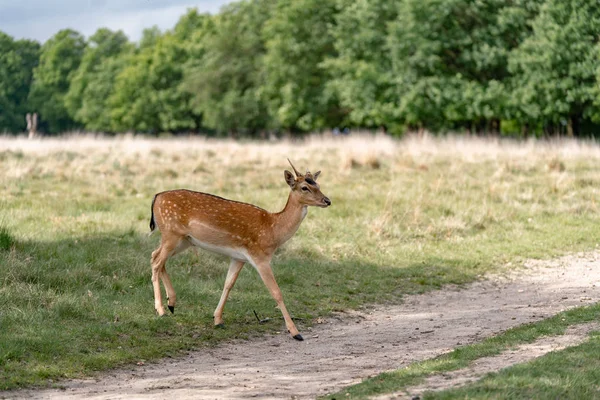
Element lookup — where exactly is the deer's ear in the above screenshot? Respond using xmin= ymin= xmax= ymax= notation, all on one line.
xmin=313 ymin=171 xmax=321 ymax=181
xmin=284 ymin=170 xmax=296 ymax=188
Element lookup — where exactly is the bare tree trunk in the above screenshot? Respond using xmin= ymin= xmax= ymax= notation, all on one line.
xmin=26 ymin=113 xmax=38 ymax=139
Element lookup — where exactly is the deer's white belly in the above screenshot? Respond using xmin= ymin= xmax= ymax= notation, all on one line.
xmin=186 ymin=234 xmax=250 ymax=262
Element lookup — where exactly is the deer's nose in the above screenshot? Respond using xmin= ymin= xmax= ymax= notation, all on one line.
xmin=323 ymin=197 xmax=331 ymax=206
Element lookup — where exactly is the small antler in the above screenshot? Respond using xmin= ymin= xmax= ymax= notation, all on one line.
xmin=287 ymin=158 xmax=301 ymax=177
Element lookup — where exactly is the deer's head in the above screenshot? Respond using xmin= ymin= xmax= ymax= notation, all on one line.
xmin=284 ymin=159 xmax=331 ymax=208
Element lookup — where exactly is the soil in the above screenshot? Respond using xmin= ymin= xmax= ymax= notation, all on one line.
xmin=5 ymin=252 xmax=600 ymax=400
xmin=377 ymin=321 xmax=599 ymax=400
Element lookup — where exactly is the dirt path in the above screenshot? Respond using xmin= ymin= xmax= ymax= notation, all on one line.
xmin=6 ymin=252 xmax=600 ymax=400
xmin=378 ymin=321 xmax=599 ymax=400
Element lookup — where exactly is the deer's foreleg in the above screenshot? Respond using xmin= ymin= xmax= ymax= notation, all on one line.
xmin=254 ymin=261 xmax=303 ymax=341
xmin=214 ymin=259 xmax=245 ymax=327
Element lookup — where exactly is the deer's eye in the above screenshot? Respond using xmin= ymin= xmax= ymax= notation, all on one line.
xmin=301 ymin=186 xmax=310 ymax=192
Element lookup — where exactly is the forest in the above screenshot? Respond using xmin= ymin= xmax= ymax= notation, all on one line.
xmin=0 ymin=0 xmax=599 ymax=137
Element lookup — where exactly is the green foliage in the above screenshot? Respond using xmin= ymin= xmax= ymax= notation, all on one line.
xmin=2 ymin=0 xmax=600 ymax=135
xmin=139 ymin=26 xmax=162 ymax=49
xmin=108 ymin=29 xmax=197 ymax=133
xmin=510 ymin=0 xmax=600 ymax=136
xmin=262 ymin=0 xmax=341 ymax=131
xmin=28 ymin=29 xmax=86 ymax=134
xmin=173 ymin=7 xmax=208 ymax=42
xmin=325 ymin=0 xmax=397 ymax=129
xmin=107 ymin=41 xmax=160 ymax=132
xmin=183 ymin=1 xmax=271 ymax=136
xmin=0 ymin=32 xmax=40 ymax=133
xmin=389 ymin=0 xmax=542 ymax=132
xmin=64 ymin=29 xmax=132 ymax=132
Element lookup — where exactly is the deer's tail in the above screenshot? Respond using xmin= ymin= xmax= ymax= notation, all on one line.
xmin=149 ymin=194 xmax=158 ymax=233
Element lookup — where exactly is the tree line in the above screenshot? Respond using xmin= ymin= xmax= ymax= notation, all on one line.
xmin=1 ymin=0 xmax=599 ymax=137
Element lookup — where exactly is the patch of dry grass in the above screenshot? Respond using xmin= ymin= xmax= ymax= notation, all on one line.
xmin=2 ymin=132 xmax=600 ymax=249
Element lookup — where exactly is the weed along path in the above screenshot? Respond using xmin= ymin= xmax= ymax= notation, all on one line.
xmin=8 ymin=252 xmax=600 ymax=400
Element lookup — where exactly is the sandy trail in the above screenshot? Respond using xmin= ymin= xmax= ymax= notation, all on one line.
xmin=5 ymin=252 xmax=600 ymax=400
xmin=378 ymin=321 xmax=599 ymax=400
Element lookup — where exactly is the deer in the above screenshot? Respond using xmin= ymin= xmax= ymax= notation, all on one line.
xmin=149 ymin=159 xmax=331 ymax=341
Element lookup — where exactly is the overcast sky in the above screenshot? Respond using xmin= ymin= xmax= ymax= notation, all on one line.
xmin=0 ymin=0 xmax=232 ymax=43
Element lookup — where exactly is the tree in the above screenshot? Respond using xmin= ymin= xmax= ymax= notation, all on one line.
xmin=389 ymin=0 xmax=542 ymax=133
xmin=65 ymin=28 xmax=132 ymax=131
xmin=325 ymin=0 xmax=397 ymax=131
xmin=28 ymin=29 xmax=86 ymax=133
xmin=182 ymin=1 xmax=271 ymax=136
xmin=108 ymin=28 xmax=197 ymax=133
xmin=75 ymin=56 xmax=132 ymax=132
xmin=262 ymin=0 xmax=341 ymax=132
xmin=173 ymin=8 xmax=209 ymax=42
xmin=0 ymin=32 xmax=40 ymax=133
xmin=139 ymin=26 xmax=162 ymax=49
xmin=510 ymin=0 xmax=600 ymax=136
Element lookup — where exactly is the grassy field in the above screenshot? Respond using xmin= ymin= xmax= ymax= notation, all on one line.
xmin=2 ymin=133 xmax=600 ymax=390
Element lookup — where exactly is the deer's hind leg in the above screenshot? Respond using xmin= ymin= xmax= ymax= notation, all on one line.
xmin=151 ymin=235 xmax=190 ymax=316
xmin=161 ymin=239 xmax=191 ymax=314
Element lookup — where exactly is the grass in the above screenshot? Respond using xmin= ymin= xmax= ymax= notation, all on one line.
xmin=0 ymin=226 xmax=13 ymax=251
xmin=2 ymin=133 xmax=600 ymax=390
xmin=428 ymin=336 xmax=600 ymax=399
xmin=322 ymin=303 xmax=600 ymax=399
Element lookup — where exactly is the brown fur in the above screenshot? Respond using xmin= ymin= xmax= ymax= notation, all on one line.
xmin=149 ymin=161 xmax=330 ymax=340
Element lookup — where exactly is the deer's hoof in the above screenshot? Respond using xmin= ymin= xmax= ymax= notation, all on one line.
xmin=215 ymin=323 xmax=225 ymax=329
xmin=168 ymin=305 xmax=175 ymax=314
xmin=293 ymin=334 xmax=304 ymax=341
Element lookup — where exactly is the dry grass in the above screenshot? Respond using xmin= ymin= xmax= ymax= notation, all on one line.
xmin=2 ymin=132 xmax=600 ymax=244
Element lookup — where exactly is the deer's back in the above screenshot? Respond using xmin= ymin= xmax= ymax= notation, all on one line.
xmin=153 ymin=189 xmax=275 ymax=255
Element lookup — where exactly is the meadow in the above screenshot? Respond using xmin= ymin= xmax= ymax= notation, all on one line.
xmin=2 ymin=133 xmax=600 ymax=391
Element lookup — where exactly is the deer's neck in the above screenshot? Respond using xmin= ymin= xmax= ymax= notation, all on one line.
xmin=272 ymin=192 xmax=307 ymax=247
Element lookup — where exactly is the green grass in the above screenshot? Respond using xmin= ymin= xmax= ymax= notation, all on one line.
xmin=323 ymin=303 xmax=600 ymax=399
xmin=2 ymin=134 xmax=600 ymax=390
xmin=0 ymin=226 xmax=13 ymax=251
xmin=427 ymin=336 xmax=600 ymax=399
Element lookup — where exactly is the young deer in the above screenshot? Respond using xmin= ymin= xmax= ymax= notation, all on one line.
xmin=149 ymin=160 xmax=331 ymax=341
